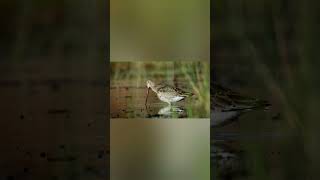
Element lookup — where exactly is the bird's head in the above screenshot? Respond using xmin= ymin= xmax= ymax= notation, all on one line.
xmin=146 ymin=80 xmax=155 ymax=89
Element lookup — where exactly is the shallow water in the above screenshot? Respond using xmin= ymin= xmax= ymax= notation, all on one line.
xmin=110 ymin=84 xmax=209 ymax=118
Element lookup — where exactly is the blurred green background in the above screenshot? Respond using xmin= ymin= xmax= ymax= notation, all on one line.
xmin=111 ymin=119 xmax=210 ymax=180
xmin=212 ymin=0 xmax=320 ymax=179
xmin=111 ymin=0 xmax=209 ymax=61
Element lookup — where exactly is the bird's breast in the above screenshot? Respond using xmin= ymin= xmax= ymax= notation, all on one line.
xmin=157 ymin=94 xmax=184 ymax=103
xmin=171 ymin=96 xmax=184 ymax=102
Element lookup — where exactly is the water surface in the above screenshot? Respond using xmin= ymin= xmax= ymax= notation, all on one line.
xmin=111 ymin=82 xmax=209 ymax=118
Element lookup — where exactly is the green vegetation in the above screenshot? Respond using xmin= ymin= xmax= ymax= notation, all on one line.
xmin=111 ymin=61 xmax=210 ymax=118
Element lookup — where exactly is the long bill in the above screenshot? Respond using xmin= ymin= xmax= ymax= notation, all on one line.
xmin=145 ymin=88 xmax=150 ymax=105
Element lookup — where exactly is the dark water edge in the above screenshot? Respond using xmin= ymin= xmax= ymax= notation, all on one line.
xmin=210 ymin=0 xmax=320 ymax=176
xmin=211 ymin=56 xmax=317 ymax=179
xmin=210 ymin=58 xmax=310 ymax=179
xmin=0 ymin=62 xmax=109 ymax=180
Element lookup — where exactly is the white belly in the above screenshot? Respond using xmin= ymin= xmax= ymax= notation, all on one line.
xmin=171 ymin=96 xmax=184 ymax=102
xmin=158 ymin=95 xmax=184 ymax=103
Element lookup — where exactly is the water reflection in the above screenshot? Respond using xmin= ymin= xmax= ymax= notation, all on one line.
xmin=211 ymin=141 xmax=247 ymax=179
xmin=158 ymin=105 xmax=183 ymax=115
xmin=111 ymin=86 xmax=208 ymax=118
xmin=158 ymin=105 xmax=185 ymax=116
xmin=145 ymin=105 xmax=187 ymax=118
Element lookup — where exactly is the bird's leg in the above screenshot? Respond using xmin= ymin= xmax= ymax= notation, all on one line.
xmin=145 ymin=88 xmax=150 ymax=106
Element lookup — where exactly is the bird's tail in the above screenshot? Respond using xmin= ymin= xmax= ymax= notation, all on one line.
xmin=182 ymin=92 xmax=194 ymax=97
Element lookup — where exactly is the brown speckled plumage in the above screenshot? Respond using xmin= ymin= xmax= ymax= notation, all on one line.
xmin=146 ymin=80 xmax=193 ymax=105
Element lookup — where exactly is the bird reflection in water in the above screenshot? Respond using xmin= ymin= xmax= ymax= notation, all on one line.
xmin=211 ymin=141 xmax=247 ymax=179
xmin=145 ymin=104 xmax=187 ymax=118
xmin=158 ymin=105 xmax=185 ymax=117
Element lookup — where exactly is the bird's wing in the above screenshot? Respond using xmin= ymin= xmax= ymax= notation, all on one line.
xmin=156 ymin=83 xmax=192 ymax=97
xmin=157 ymin=85 xmax=180 ymax=95
xmin=211 ymin=83 xmax=270 ymax=111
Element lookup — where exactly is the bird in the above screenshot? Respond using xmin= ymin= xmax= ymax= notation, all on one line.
xmin=211 ymin=83 xmax=271 ymax=127
xmin=145 ymin=80 xmax=193 ymax=106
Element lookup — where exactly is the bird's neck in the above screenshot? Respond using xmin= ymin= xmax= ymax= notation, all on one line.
xmin=150 ymin=85 xmax=158 ymax=93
